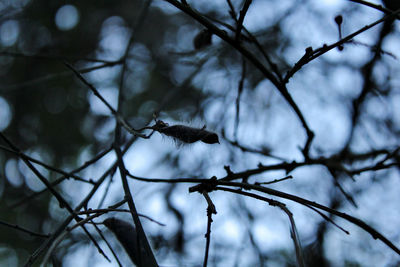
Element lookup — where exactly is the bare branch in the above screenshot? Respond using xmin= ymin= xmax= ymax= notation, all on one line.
xmin=163 ymin=0 xmax=314 ymax=159
xmin=283 ymin=9 xmax=400 ymax=84
xmin=114 ymin=144 xmax=158 ymax=267
xmin=202 ymin=191 xmax=217 ymax=267
xmin=65 ymin=62 xmax=149 ymax=138
xmin=235 ymin=0 xmax=252 ymax=42
xmin=0 ymin=220 xmax=49 ymax=238
xmin=9 ymin=145 xmax=113 ymax=208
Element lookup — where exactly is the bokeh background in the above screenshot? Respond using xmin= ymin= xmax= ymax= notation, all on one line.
xmin=1 ymin=0 xmax=399 ymax=266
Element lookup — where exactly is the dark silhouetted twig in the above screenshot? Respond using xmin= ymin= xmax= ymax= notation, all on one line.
xmin=0 ymin=220 xmax=49 ymax=238
xmin=235 ymin=0 xmax=252 ymax=42
xmin=114 ymin=144 xmax=159 ymax=267
xmin=202 ymin=191 xmax=217 ymax=267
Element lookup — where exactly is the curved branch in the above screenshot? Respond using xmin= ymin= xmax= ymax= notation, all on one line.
xmin=163 ymin=0 xmax=314 ymax=158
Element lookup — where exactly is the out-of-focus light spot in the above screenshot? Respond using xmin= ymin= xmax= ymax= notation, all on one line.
xmin=0 ymin=97 xmax=12 ymax=131
xmin=310 ymin=0 xmax=345 ymax=11
xmin=138 ymin=100 xmax=158 ymax=116
xmin=321 ymin=0 xmax=340 ymax=6
xmin=98 ymin=16 xmax=130 ymax=59
xmin=221 ymin=219 xmax=241 ymax=242
xmin=43 ymin=88 xmax=67 ymax=114
xmin=18 ymin=158 xmax=45 ymax=192
xmin=0 ymin=20 xmax=19 ymax=46
xmin=55 ymin=5 xmax=79 ymax=31
xmin=10 ymin=0 xmax=31 ymax=8
xmin=253 ymin=220 xmax=288 ymax=250
xmin=16 ymin=25 xmax=51 ymax=53
xmin=5 ymin=159 xmax=24 ymax=187
xmin=313 ymin=0 xmax=342 ymax=7
xmin=0 ymin=247 xmax=18 ymax=267
xmin=391 ymin=94 xmax=400 ymax=127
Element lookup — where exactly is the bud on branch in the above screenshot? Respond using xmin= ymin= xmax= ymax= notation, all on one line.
xmin=152 ymin=120 xmax=219 ymax=144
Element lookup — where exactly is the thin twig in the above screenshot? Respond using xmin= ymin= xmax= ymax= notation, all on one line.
xmin=203 ymin=13 xmax=282 ymax=81
xmin=131 ymin=172 xmax=350 ymax=235
xmin=127 ymin=172 xmax=207 ymax=183
xmin=278 ymin=205 xmax=305 ymax=267
xmin=114 ymin=144 xmax=158 ymax=267
xmin=255 ymin=175 xmax=293 ymax=185
xmin=202 ymin=191 xmax=217 ymax=267
xmin=222 ymin=132 xmax=286 ymax=161
xmin=0 ymin=133 xmax=110 ymax=265
xmin=0 ymin=220 xmax=49 ymax=238
xmin=24 ymin=138 xmax=137 ymax=266
xmin=101 ymin=165 xmax=400 ymax=255
xmin=235 ymin=0 xmax=252 ymax=42
xmin=207 ymin=182 xmax=400 ymax=255
xmin=163 ymin=0 xmax=314 ymax=159
xmin=9 ymin=145 xmax=113 ymax=208
xmin=78 ymin=208 xmax=166 ymax=226
xmin=348 ymin=0 xmax=393 ymax=14
xmin=68 ymin=200 xmax=130 ymax=231
xmin=64 ymin=62 xmax=149 ymax=138
xmin=0 ymin=51 xmax=118 ymax=64
xmin=40 ymin=200 xmax=129 ymax=266
xmin=97 ymin=174 xmax=115 ymax=209
xmin=283 ymin=9 xmax=400 ymax=84
xmin=347 ymin=162 xmax=398 ymax=175
xmin=1 ymin=60 xmax=122 ymax=92
xmin=226 ymin=0 xmax=237 ymax=20
xmin=116 ymin=0 xmax=153 ymax=119
xmin=234 ymin=57 xmax=246 ymax=140
xmin=0 ymin=144 xmax=95 ymax=184
xmin=90 ymin=217 xmax=124 ymax=267
xmin=303 ymin=204 xmax=350 ymax=235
